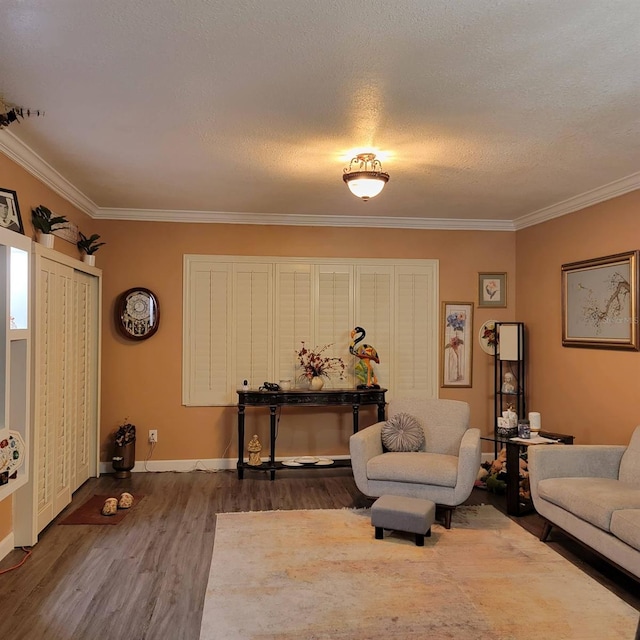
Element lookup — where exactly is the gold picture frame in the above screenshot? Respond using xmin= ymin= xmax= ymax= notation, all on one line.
xmin=441 ymin=301 xmax=474 ymax=387
xmin=562 ymin=250 xmax=639 ymax=350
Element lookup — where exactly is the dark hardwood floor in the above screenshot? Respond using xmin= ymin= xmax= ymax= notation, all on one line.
xmin=1 ymin=469 xmax=638 ymax=639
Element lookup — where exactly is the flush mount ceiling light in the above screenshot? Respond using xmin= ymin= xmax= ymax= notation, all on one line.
xmin=342 ymin=153 xmax=389 ymax=201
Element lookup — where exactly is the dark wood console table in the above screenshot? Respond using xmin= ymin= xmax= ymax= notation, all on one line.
xmin=237 ymin=388 xmax=387 ymax=480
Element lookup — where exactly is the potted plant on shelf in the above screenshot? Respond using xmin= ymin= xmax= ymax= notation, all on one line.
xmin=77 ymin=231 xmax=106 ymax=265
xmin=31 ymin=205 xmax=68 ymax=248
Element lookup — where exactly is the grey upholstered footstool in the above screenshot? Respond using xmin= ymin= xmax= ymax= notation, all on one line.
xmin=371 ymin=495 xmax=436 ymax=546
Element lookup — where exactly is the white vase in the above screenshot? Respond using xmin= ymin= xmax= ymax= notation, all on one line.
xmin=36 ymin=231 xmax=54 ymax=248
xmin=310 ymin=376 xmax=324 ymax=391
xmin=82 ymin=254 xmax=96 ymax=266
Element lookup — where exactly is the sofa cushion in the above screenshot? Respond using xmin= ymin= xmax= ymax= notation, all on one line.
xmin=381 ymin=413 xmax=425 ymax=452
xmin=538 ymin=477 xmax=640 ymax=532
xmin=610 ymin=509 xmax=640 ymax=551
xmin=367 ymin=452 xmax=458 ymax=488
xmin=618 ymin=425 xmax=640 ymax=486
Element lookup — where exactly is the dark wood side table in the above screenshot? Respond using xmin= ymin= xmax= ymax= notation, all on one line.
xmin=236 ymin=387 xmax=387 ymax=480
xmin=483 ymin=430 xmax=574 ymax=516
xmin=506 ymin=431 xmax=574 ymax=516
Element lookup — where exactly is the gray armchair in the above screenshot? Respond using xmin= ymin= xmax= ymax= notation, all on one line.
xmin=349 ymin=398 xmax=481 ymax=528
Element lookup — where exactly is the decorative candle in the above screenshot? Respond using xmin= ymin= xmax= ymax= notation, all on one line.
xmin=529 ymin=412 xmax=541 ymax=432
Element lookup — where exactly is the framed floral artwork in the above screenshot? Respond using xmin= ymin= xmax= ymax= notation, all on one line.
xmin=441 ymin=302 xmax=474 ymax=387
xmin=478 ymin=272 xmax=507 ymax=308
xmin=562 ymin=250 xmax=639 ymax=350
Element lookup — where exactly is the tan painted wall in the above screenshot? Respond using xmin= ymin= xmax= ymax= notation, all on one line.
xmin=516 ymin=190 xmax=640 ymax=446
xmin=97 ymin=220 xmax=516 ymax=462
xmin=0 ymin=498 xmax=11 ymax=540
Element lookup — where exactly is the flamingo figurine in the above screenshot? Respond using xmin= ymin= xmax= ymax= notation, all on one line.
xmin=349 ymin=326 xmax=380 ymax=388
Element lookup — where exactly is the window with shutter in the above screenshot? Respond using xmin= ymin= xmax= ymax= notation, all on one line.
xmin=184 ymin=256 xmax=438 ymax=405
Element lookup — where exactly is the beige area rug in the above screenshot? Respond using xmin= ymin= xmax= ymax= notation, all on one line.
xmin=200 ymin=505 xmax=638 ymax=640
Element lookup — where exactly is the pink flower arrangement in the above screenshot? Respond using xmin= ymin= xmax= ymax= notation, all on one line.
xmin=296 ymin=342 xmax=346 ymax=380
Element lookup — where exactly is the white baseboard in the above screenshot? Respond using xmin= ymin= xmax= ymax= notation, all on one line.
xmin=0 ymin=532 xmax=15 ymax=563
xmin=481 ymin=452 xmax=495 ymax=463
xmin=99 ymin=454 xmax=351 ymax=475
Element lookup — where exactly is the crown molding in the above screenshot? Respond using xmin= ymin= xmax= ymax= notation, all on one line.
xmin=513 ymin=171 xmax=640 ymax=230
xmin=0 ymin=129 xmax=98 ymax=217
xmin=93 ymin=207 xmax=516 ymax=231
xmin=2 ymin=129 xmax=637 ymax=231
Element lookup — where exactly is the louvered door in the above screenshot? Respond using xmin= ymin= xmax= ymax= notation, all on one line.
xmin=72 ymin=270 xmax=98 ymax=491
xmin=21 ymin=251 xmax=101 ymax=543
xmin=35 ymin=257 xmax=74 ymax=532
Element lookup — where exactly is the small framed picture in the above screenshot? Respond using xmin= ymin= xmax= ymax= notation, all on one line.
xmin=0 ymin=187 xmax=24 ymax=234
xmin=478 ymin=272 xmax=507 ymax=308
xmin=441 ymin=301 xmax=473 ymax=388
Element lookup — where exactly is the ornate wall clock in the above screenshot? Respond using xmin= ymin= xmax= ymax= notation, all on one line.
xmin=115 ymin=287 xmax=160 ymax=340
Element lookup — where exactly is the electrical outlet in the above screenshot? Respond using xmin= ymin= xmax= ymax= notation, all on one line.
xmin=148 ymin=429 xmax=158 ymax=444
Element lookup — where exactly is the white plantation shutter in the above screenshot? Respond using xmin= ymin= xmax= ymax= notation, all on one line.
xmin=275 ymin=264 xmax=313 ymax=384
xmin=184 ymin=259 xmax=232 ymax=405
xmin=183 ymin=256 xmax=438 ymax=405
xmin=316 ymin=265 xmax=353 ymax=388
xmin=394 ymin=265 xmax=438 ymax=398
xmin=355 ymin=266 xmax=393 ymax=389
xmin=232 ymin=263 xmax=273 ymax=390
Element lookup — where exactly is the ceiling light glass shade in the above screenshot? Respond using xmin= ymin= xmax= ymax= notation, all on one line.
xmin=343 ymin=153 xmax=389 ymax=201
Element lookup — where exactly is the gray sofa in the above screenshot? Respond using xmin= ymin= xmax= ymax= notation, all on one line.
xmin=529 ymin=425 xmax=640 ymax=580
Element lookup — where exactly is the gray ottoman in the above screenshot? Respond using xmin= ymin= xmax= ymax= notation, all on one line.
xmin=371 ymin=495 xmax=436 ymax=546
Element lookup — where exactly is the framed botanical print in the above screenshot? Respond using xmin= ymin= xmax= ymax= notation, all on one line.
xmin=478 ymin=272 xmax=507 ymax=308
xmin=0 ymin=187 xmax=24 ymax=234
xmin=562 ymin=251 xmax=639 ymax=350
xmin=441 ymin=301 xmax=473 ymax=387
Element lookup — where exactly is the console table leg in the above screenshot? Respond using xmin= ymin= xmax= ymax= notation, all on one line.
xmin=237 ymin=405 xmax=245 ymax=480
xmin=270 ymin=405 xmax=277 ymax=481
xmin=352 ymin=405 xmax=359 ymax=434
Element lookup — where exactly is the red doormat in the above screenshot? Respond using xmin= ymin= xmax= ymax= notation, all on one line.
xmin=58 ymin=494 xmax=144 ymax=525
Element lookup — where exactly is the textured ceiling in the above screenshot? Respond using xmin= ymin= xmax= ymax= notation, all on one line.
xmin=0 ymin=0 xmax=639 ymax=227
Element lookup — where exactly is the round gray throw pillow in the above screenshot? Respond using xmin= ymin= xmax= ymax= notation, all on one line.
xmin=381 ymin=413 xmax=425 ymax=452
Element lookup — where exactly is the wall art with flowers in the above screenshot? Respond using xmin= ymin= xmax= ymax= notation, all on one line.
xmin=441 ymin=302 xmax=474 ymax=387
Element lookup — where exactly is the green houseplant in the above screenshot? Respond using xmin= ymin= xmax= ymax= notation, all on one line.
xmin=31 ymin=205 xmax=68 ymax=247
xmin=77 ymin=231 xmax=105 ymax=264
xmin=77 ymin=232 xmax=105 ymax=255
